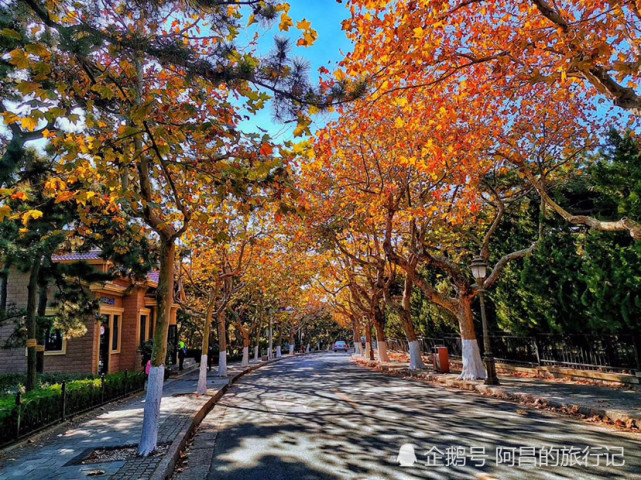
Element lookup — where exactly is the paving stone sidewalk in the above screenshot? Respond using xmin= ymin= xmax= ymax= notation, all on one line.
xmin=355 ymin=355 xmax=641 ymax=426
xmin=0 ymin=359 xmax=277 ymax=480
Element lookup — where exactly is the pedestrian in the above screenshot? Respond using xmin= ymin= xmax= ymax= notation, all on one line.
xmin=178 ymin=340 xmax=186 ymax=370
xmin=144 ymin=359 xmax=151 ymax=391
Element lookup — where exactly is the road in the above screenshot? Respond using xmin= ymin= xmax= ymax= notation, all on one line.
xmin=174 ymin=352 xmax=641 ymax=480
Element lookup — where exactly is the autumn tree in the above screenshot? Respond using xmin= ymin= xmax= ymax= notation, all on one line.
xmin=340 ymin=0 xmax=639 ymax=240
xmin=2 ymin=0 xmax=366 ymax=455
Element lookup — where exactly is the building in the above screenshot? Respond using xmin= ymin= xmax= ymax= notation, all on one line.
xmin=0 ymin=251 xmax=179 ymax=375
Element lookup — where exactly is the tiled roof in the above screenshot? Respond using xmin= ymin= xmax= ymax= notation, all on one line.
xmin=52 ymin=250 xmax=160 ymax=285
xmin=52 ymin=250 xmax=103 ymax=262
xmin=147 ymin=271 xmax=160 ymax=284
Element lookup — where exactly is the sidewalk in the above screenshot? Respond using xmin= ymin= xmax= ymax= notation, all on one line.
xmin=353 ymin=355 xmax=641 ymax=429
xmin=0 ymin=357 xmax=289 ymax=480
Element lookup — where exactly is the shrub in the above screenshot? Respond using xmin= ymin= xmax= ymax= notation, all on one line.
xmin=0 ymin=371 xmax=145 ymax=447
xmin=0 ymin=372 xmax=97 ymax=394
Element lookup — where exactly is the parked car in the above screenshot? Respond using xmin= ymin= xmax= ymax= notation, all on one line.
xmin=333 ymin=340 xmax=348 ymax=352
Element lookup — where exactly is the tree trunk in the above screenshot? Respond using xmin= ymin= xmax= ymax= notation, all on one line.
xmin=289 ymin=330 xmax=295 ymax=355
xmin=241 ymin=332 xmax=250 ymax=367
xmin=217 ymin=310 xmax=227 ymax=376
xmin=373 ymin=307 xmax=389 ymax=362
xmin=138 ymin=236 xmax=174 ymax=456
xmin=365 ymin=321 xmax=374 ymax=361
xmin=458 ymin=296 xmax=486 ymax=380
xmin=25 ymin=260 xmax=41 ymax=392
xmin=351 ymin=316 xmax=361 ymax=355
xmin=197 ymin=302 xmax=214 ymax=395
xmin=36 ymin=280 xmax=48 ymax=374
xmin=268 ymin=316 xmax=273 ymax=360
xmin=254 ymin=312 xmax=262 ymax=361
xmin=0 ymin=265 xmax=8 ymax=319
xmin=400 ymin=276 xmax=425 ymax=370
xmin=276 ymin=345 xmax=282 ymax=358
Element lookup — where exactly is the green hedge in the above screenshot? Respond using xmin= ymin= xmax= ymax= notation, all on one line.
xmin=0 ymin=372 xmax=99 ymax=395
xmin=0 ymin=371 xmax=145 ymax=447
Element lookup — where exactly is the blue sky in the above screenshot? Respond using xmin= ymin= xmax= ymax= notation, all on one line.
xmin=236 ymin=1 xmax=354 ymax=142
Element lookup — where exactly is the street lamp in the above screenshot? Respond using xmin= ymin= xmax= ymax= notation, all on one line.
xmin=470 ymin=256 xmax=500 ymax=385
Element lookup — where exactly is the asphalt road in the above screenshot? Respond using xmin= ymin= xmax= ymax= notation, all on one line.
xmin=178 ymin=352 xmax=641 ymax=480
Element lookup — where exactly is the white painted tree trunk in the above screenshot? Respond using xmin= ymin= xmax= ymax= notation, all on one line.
xmin=267 ymin=347 xmax=273 ymax=360
xmin=196 ymin=354 xmax=208 ymax=395
xmin=459 ymin=339 xmax=486 ymax=380
xmin=408 ymin=340 xmax=425 ymax=370
xmin=290 ymin=344 xmax=295 ymax=355
xmin=137 ymin=365 xmax=164 ymax=456
xmin=254 ymin=345 xmax=259 ymax=362
xmin=354 ymin=343 xmax=361 ymax=355
xmin=276 ymin=346 xmax=282 ymax=358
xmin=306 ymin=344 xmax=310 ymax=353
xmin=377 ymin=340 xmax=389 ymax=362
xmin=218 ymin=351 xmax=227 ymax=377
xmin=241 ymin=346 xmax=249 ymax=367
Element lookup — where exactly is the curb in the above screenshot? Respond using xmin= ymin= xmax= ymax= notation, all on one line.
xmin=352 ymin=357 xmax=641 ymax=430
xmin=427 ymin=374 xmax=641 ymax=425
xmin=150 ymin=353 xmax=301 ymax=480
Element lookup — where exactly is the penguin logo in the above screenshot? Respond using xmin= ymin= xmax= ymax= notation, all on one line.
xmin=397 ymin=444 xmax=417 ymax=466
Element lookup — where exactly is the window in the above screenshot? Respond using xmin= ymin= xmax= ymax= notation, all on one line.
xmin=111 ymin=315 xmax=120 ymax=351
xmin=44 ymin=325 xmax=64 ymax=352
xmin=140 ymin=314 xmax=147 ymax=346
xmin=149 ymin=311 xmax=154 ymax=339
xmin=98 ymin=306 xmax=124 ymax=359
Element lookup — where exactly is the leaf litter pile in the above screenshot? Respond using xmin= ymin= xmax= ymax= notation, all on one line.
xmin=81 ymin=443 xmax=169 ymax=464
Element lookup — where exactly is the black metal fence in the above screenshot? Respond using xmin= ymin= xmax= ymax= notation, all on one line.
xmin=0 ymin=371 xmax=146 ymax=449
xmin=386 ymin=334 xmax=640 ymax=373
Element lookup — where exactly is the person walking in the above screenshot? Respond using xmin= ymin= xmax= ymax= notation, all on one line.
xmin=178 ymin=340 xmax=186 ymax=370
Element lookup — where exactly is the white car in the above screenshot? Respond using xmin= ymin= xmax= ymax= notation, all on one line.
xmin=333 ymin=340 xmax=348 ymax=352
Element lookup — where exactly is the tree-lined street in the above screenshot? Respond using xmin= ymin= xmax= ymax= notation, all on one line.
xmin=2 ymin=1 xmax=641 ymax=477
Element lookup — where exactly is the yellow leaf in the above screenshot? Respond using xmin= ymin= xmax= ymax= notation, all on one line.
xmin=0 ymin=28 xmax=21 ymax=41
xmin=55 ymin=191 xmax=75 ymax=204
xmin=9 ymin=49 xmax=29 ymax=69
xmin=22 ymin=209 xmax=43 ymax=225
xmin=296 ymin=19 xmax=312 ymax=31
xmin=279 ymin=13 xmax=293 ymax=31
xmin=20 ymin=117 xmax=39 ymax=132
xmin=0 ymin=205 xmax=11 ymax=222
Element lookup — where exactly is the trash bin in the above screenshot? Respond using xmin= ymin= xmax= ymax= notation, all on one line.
xmin=432 ymin=346 xmax=450 ymax=373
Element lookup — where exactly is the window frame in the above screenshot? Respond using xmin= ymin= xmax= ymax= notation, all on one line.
xmin=99 ymin=306 xmax=124 ymax=355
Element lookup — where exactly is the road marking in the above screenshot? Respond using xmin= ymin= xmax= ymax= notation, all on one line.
xmin=332 ymin=388 xmax=359 ymax=409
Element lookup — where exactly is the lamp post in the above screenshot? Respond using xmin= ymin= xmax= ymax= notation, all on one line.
xmin=470 ymin=256 xmax=500 ymax=385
